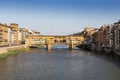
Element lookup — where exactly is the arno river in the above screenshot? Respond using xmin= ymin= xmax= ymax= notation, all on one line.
xmin=0 ymin=45 xmax=120 ymax=80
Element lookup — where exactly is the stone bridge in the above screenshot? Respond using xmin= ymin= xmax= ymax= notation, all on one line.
xmin=25 ymin=35 xmax=84 ymax=50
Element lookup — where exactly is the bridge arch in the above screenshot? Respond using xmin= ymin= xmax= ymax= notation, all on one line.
xmin=51 ymin=43 xmax=69 ymax=50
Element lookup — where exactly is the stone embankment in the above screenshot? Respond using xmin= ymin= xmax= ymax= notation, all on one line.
xmin=0 ymin=45 xmax=28 ymax=59
xmin=0 ymin=45 xmax=26 ymax=54
xmin=77 ymin=44 xmax=120 ymax=56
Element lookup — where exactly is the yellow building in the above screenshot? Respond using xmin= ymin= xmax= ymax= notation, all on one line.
xmin=81 ymin=27 xmax=99 ymax=45
xmin=0 ymin=23 xmax=8 ymax=46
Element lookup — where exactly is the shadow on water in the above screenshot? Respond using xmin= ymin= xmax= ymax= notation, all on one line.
xmin=87 ymin=51 xmax=120 ymax=68
xmin=29 ymin=47 xmax=120 ymax=72
xmin=31 ymin=45 xmax=120 ymax=69
xmin=51 ymin=44 xmax=80 ymax=50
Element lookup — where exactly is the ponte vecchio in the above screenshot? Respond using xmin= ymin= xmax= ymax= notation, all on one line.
xmin=25 ymin=35 xmax=84 ymax=50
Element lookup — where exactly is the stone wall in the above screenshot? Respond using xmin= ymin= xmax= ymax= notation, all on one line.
xmin=0 ymin=45 xmax=26 ymax=54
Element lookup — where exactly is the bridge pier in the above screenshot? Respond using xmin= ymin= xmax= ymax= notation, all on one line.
xmin=69 ymin=44 xmax=74 ymax=50
xmin=68 ymin=39 xmax=75 ymax=50
xmin=46 ymin=44 xmax=52 ymax=50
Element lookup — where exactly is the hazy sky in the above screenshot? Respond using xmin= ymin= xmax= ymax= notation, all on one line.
xmin=0 ymin=0 xmax=120 ymax=35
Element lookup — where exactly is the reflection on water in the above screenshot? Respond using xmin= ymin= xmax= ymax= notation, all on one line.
xmin=0 ymin=45 xmax=120 ymax=80
xmin=52 ymin=44 xmax=79 ymax=50
xmin=52 ymin=44 xmax=68 ymax=49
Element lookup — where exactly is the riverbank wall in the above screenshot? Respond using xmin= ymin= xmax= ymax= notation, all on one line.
xmin=0 ymin=45 xmax=26 ymax=54
xmin=77 ymin=44 xmax=120 ymax=56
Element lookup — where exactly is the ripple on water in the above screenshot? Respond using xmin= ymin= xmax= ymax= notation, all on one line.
xmin=0 ymin=49 xmax=120 ymax=80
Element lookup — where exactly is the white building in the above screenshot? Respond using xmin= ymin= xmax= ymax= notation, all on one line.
xmin=18 ymin=29 xmax=22 ymax=44
xmin=7 ymin=27 xmax=14 ymax=46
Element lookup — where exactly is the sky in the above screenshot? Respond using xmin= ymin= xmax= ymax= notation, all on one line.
xmin=0 ymin=0 xmax=120 ymax=35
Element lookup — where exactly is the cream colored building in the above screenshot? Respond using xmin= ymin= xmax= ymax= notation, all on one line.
xmin=19 ymin=28 xmax=30 ymax=44
xmin=18 ymin=29 xmax=22 ymax=44
xmin=10 ymin=23 xmax=19 ymax=45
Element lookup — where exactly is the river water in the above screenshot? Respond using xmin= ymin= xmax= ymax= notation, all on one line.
xmin=0 ymin=45 xmax=120 ymax=80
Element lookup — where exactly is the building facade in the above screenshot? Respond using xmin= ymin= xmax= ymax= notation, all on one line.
xmin=112 ymin=21 xmax=120 ymax=50
xmin=10 ymin=23 xmax=19 ymax=45
xmin=0 ymin=23 xmax=40 ymax=46
xmin=97 ymin=24 xmax=113 ymax=47
xmin=0 ymin=24 xmax=9 ymax=46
